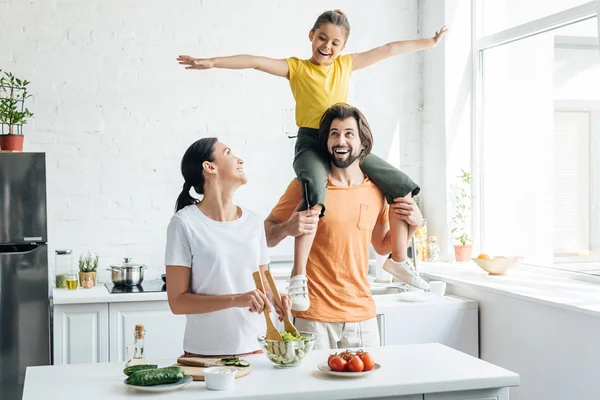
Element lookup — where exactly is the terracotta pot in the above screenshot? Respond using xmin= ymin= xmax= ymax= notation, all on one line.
xmin=454 ymin=245 xmax=473 ymax=262
xmin=79 ymin=271 xmax=97 ymax=287
xmin=0 ymin=135 xmax=24 ymax=151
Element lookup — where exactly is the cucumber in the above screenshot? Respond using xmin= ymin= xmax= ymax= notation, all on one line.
xmin=126 ymin=366 xmax=184 ymax=386
xmin=235 ymin=360 xmax=249 ymax=367
xmin=123 ymin=364 xmax=158 ymax=376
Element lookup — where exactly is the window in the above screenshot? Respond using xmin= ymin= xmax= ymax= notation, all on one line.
xmin=481 ymin=0 xmax=592 ymax=36
xmin=476 ymin=3 xmax=599 ymax=277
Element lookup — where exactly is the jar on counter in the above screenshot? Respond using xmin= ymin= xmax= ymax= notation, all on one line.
xmin=427 ymin=236 xmax=440 ymax=262
xmin=55 ymin=249 xmax=73 ymax=289
xmin=414 ymin=219 xmax=428 ymax=262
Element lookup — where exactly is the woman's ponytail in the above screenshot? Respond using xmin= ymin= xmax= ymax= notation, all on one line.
xmin=174 ymin=137 xmax=218 ymax=213
xmin=175 ymin=181 xmax=197 ymax=213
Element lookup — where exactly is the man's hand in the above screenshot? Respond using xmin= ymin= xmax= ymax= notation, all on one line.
xmin=177 ymin=55 xmax=214 ymax=70
xmin=286 ymin=207 xmax=320 ymax=237
xmin=391 ymin=197 xmax=423 ymax=227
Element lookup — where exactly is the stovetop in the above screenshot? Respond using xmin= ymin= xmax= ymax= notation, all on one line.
xmin=104 ymin=279 xmax=166 ymax=294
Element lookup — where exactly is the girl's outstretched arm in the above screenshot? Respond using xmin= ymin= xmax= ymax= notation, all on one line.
xmin=177 ymin=55 xmax=290 ymax=78
xmin=352 ymin=26 xmax=448 ymax=71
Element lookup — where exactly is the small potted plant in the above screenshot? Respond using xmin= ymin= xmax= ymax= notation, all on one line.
xmin=0 ymin=70 xmax=34 ymax=151
xmin=450 ymin=169 xmax=473 ymax=262
xmin=78 ymin=252 xmax=99 ymax=287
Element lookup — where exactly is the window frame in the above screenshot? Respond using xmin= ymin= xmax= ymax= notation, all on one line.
xmin=471 ymin=1 xmax=599 ymax=279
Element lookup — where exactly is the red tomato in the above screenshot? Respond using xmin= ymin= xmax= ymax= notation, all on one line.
xmin=358 ymin=351 xmax=375 ymax=371
xmin=339 ymin=350 xmax=354 ymax=361
xmin=327 ymin=353 xmax=338 ymax=365
xmin=328 ymin=355 xmax=347 ymax=372
xmin=345 ymin=355 xmax=364 ymax=372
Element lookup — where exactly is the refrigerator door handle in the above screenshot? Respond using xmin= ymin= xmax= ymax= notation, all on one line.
xmin=0 ymin=244 xmax=41 ymax=255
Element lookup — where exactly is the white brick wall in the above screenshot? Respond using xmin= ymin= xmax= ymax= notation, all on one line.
xmin=0 ymin=0 xmax=423 ymax=283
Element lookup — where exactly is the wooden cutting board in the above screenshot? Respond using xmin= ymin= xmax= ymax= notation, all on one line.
xmin=174 ymin=357 xmax=252 ymax=381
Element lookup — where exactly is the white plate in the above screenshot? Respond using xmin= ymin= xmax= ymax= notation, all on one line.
xmin=317 ymin=362 xmax=381 ymax=377
xmin=396 ymin=291 xmax=441 ymax=302
xmin=124 ymin=375 xmax=193 ymax=392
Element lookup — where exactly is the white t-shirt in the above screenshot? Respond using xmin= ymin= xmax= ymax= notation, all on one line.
xmin=165 ymin=204 xmax=269 ymax=355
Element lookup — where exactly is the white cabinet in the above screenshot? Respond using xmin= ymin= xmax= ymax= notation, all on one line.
xmin=380 ymin=304 xmax=478 ymax=357
xmin=424 ymin=387 xmax=508 ymax=400
xmin=108 ymin=301 xmax=187 ymax=362
xmin=53 ymin=303 xmax=109 ymax=365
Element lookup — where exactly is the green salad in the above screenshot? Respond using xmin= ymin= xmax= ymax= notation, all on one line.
xmin=266 ymin=331 xmax=313 ymax=366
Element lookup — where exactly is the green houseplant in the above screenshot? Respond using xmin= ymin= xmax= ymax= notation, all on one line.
xmin=78 ymin=252 xmax=99 ymax=287
xmin=0 ymin=70 xmax=33 ymax=151
xmin=450 ymin=169 xmax=473 ymax=261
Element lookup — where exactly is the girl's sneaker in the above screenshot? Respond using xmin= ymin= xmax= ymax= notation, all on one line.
xmin=382 ymin=258 xmax=430 ymax=290
xmin=287 ymin=274 xmax=310 ymax=311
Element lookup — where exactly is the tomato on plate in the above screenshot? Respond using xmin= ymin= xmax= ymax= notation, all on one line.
xmin=357 ymin=351 xmax=375 ymax=371
xmin=328 ymin=355 xmax=347 ymax=372
xmin=328 ymin=353 xmax=338 ymax=364
xmin=345 ymin=355 xmax=364 ymax=372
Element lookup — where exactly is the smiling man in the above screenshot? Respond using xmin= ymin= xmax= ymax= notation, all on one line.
xmin=264 ymin=103 xmax=425 ymax=350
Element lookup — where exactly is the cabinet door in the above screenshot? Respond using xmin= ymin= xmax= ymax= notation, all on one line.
xmin=383 ymin=307 xmax=478 ymax=357
xmin=53 ymin=304 xmax=109 ymax=365
xmin=109 ymin=301 xmax=187 ymax=362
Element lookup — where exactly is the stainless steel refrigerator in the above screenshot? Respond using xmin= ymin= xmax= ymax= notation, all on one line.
xmin=0 ymin=152 xmax=50 ymax=400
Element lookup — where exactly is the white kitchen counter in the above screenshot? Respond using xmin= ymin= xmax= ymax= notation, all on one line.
xmin=53 ymin=285 xmax=168 ymax=304
xmin=24 ymin=343 xmax=518 ymax=400
xmin=419 ymin=262 xmax=600 ymax=318
xmin=52 ymin=281 xmax=478 ymax=313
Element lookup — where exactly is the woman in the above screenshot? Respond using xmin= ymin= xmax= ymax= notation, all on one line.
xmin=165 ymin=137 xmax=284 ymax=357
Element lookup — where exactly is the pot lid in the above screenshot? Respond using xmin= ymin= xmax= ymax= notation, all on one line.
xmin=111 ymin=257 xmax=145 ymax=268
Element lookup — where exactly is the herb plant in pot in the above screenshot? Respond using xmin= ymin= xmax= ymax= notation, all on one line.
xmin=0 ymin=71 xmax=33 ymax=152
xmin=78 ymin=252 xmax=98 ymax=287
xmin=451 ymin=169 xmax=473 ymax=262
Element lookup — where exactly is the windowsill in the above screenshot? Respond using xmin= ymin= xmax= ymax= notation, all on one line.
xmin=419 ymin=262 xmax=600 ymax=318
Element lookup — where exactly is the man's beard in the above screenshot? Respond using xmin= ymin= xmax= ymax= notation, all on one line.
xmin=330 ymin=146 xmax=361 ymax=168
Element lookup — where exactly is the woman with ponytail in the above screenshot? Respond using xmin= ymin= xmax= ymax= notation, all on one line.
xmin=165 ymin=137 xmax=289 ymax=357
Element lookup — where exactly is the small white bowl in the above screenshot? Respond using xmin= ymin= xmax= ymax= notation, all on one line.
xmin=204 ymin=367 xmax=236 ymax=391
xmin=472 ymin=256 xmax=523 ymax=275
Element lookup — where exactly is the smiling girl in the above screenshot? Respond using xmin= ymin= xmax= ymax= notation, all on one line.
xmin=178 ymin=10 xmax=447 ymax=311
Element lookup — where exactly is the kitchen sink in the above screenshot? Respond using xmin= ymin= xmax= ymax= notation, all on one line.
xmin=370 ymin=286 xmax=404 ymax=296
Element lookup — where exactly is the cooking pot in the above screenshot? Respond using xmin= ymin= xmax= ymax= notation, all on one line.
xmin=108 ymin=257 xmax=146 ymax=286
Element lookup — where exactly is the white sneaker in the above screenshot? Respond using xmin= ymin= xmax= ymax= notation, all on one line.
xmin=382 ymin=258 xmax=430 ymax=291
xmin=287 ymin=274 xmax=310 ymax=312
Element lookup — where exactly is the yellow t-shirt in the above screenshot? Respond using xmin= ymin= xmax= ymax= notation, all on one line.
xmin=271 ymin=178 xmax=389 ymax=323
xmin=285 ymin=55 xmax=353 ymax=129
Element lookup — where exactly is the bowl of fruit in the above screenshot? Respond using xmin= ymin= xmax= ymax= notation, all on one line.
xmin=317 ymin=349 xmax=379 ymax=377
xmin=472 ymin=253 xmax=523 ymax=275
xmin=257 ymin=331 xmax=316 ymax=368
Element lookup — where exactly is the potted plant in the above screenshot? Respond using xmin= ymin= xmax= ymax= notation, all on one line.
xmin=78 ymin=252 xmax=99 ymax=287
xmin=0 ymin=70 xmax=33 ymax=151
xmin=451 ymin=169 xmax=473 ymax=262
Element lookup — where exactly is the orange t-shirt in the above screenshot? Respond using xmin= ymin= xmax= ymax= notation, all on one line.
xmin=271 ymin=178 xmax=389 ymax=323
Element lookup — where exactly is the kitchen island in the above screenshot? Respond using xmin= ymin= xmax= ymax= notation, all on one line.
xmin=24 ymin=343 xmax=518 ymax=400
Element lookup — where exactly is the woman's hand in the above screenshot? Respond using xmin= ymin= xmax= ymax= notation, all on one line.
xmin=236 ymin=290 xmax=271 ymax=314
xmin=432 ymin=26 xmax=448 ymax=47
xmin=274 ymin=294 xmax=292 ymax=322
xmin=391 ymin=197 xmax=423 ymax=227
xmin=177 ymin=55 xmax=214 ymax=70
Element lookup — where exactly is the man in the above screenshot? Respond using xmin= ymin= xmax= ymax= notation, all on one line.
xmin=264 ymin=103 xmax=425 ymax=349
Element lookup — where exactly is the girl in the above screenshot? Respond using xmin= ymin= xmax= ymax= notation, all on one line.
xmin=165 ymin=137 xmax=288 ymax=356
xmin=177 ymin=10 xmax=447 ymax=312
